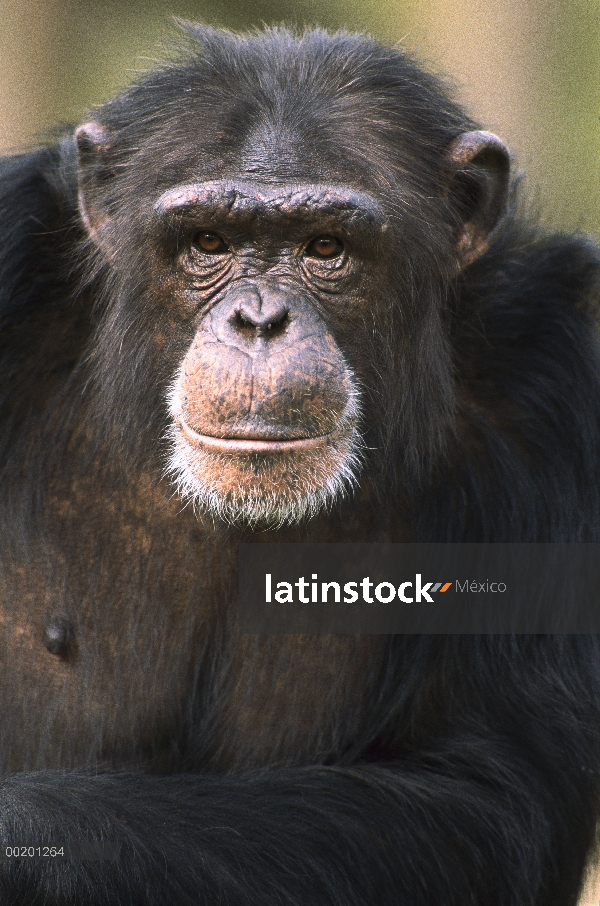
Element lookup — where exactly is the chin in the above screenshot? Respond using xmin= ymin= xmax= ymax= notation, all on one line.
xmin=165 ymin=416 xmax=362 ymax=528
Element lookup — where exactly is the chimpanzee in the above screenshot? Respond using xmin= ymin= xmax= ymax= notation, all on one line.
xmin=1 ymin=23 xmax=600 ymax=906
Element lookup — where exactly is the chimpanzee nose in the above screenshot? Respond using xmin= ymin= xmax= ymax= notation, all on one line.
xmin=229 ymin=286 xmax=289 ymax=335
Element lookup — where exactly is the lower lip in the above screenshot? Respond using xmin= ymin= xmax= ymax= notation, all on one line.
xmin=180 ymin=421 xmax=328 ymax=453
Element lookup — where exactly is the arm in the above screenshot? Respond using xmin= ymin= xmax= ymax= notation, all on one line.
xmin=1 ymin=726 xmax=595 ymax=906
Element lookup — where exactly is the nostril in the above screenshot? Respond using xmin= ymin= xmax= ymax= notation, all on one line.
xmin=262 ymin=308 xmax=289 ymax=332
xmin=232 ymin=300 xmax=289 ymax=334
xmin=235 ymin=308 xmax=254 ymax=328
xmin=266 ymin=310 xmax=288 ymax=329
xmin=263 ymin=311 xmax=289 ymax=336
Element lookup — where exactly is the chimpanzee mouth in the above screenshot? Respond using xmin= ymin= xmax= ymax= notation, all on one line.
xmin=179 ymin=420 xmax=330 ymax=453
xmin=167 ymin=390 xmax=363 ymax=526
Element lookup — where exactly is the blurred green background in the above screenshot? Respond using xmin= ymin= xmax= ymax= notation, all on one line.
xmin=0 ymin=0 xmax=598 ymax=236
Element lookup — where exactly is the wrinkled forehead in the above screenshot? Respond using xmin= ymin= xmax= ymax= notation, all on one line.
xmin=155 ymin=180 xmax=386 ymax=226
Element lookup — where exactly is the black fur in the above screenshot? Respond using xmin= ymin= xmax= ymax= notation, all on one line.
xmin=1 ymin=26 xmax=600 ymax=906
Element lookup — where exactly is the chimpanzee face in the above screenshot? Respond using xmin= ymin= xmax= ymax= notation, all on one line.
xmin=75 ymin=62 xmax=508 ymax=527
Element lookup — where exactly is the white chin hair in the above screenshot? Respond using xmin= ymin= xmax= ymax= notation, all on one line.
xmin=164 ymin=427 xmax=363 ymax=529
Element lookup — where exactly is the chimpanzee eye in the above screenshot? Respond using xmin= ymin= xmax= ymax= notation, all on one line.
xmin=193 ymin=232 xmax=229 ymax=254
xmin=305 ymin=236 xmax=344 ymax=259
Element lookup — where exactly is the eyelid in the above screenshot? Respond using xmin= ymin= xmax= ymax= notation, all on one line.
xmin=304 ymin=236 xmax=345 ymax=259
xmin=192 ymin=232 xmax=230 ymax=254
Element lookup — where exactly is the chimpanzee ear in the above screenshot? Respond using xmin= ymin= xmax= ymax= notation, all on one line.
xmin=446 ymin=131 xmax=510 ymax=269
xmin=75 ymin=122 xmax=116 ymax=254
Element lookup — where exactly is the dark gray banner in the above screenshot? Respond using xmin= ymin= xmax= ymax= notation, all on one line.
xmin=238 ymin=544 xmax=600 ymax=633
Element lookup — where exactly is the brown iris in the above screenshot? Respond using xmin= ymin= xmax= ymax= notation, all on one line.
xmin=194 ymin=232 xmax=229 ymax=254
xmin=306 ymin=236 xmax=344 ymax=259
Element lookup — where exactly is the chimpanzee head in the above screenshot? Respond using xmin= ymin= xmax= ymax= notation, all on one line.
xmin=75 ymin=26 xmax=509 ymax=526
